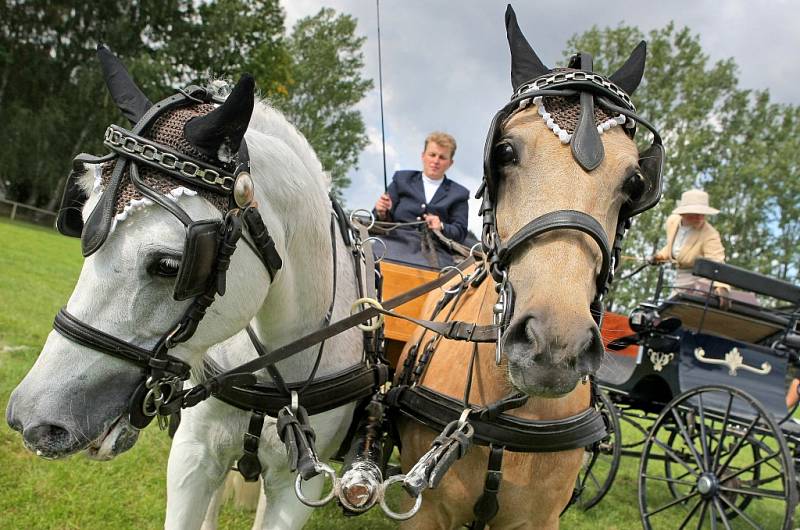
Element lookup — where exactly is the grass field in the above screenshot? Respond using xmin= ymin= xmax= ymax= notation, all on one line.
xmin=0 ymin=218 xmax=795 ymax=529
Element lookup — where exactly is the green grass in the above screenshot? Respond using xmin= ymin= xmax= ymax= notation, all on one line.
xmin=0 ymin=218 xmax=795 ymax=528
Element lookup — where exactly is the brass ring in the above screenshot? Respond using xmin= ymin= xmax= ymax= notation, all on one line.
xmin=350 ymin=297 xmax=385 ymax=331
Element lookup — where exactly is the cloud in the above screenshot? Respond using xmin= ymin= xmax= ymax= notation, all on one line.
xmin=282 ymin=0 xmax=800 ymax=237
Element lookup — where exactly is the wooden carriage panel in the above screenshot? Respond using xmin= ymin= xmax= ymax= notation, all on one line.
xmin=380 ymin=260 xmax=438 ymax=343
xmin=660 ymin=301 xmax=784 ymax=343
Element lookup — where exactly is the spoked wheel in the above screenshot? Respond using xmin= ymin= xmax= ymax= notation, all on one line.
xmin=639 ymin=385 xmax=797 ymax=529
xmin=577 ymin=390 xmax=622 ymax=510
xmin=663 ymin=425 xmax=763 ymax=518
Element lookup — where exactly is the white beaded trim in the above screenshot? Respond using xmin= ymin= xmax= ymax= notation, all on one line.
xmin=531 ymin=96 xmax=628 ymax=145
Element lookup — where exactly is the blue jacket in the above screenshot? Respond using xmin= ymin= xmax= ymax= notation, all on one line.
xmin=382 ymin=170 xmax=470 ymax=243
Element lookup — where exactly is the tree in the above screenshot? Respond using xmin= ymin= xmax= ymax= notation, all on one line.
xmin=1 ymin=1 xmax=372 ymax=206
xmin=279 ymin=8 xmax=373 ymax=194
xmin=563 ymin=24 xmax=800 ymax=311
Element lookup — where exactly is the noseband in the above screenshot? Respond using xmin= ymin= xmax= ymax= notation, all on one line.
xmin=478 ymin=59 xmax=664 ymax=329
xmin=52 ymin=85 xmax=282 ymax=428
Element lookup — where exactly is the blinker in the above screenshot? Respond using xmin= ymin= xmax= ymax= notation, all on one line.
xmin=173 ymin=219 xmax=223 ymax=301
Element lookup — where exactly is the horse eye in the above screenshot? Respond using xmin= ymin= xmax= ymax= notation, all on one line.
xmin=623 ymin=171 xmax=646 ymax=202
xmin=494 ymin=142 xmax=517 ymax=166
xmin=148 ymin=256 xmax=181 ymax=277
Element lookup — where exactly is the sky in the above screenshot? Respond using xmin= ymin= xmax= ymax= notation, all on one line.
xmin=280 ymin=0 xmax=800 ymax=235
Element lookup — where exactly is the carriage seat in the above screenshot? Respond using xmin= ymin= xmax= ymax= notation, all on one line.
xmin=659 ymin=259 xmax=799 ymax=344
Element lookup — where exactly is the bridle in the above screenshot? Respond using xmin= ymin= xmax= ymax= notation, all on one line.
xmin=52 ymin=81 xmax=283 ymax=429
xmin=477 ymin=55 xmax=665 ymax=334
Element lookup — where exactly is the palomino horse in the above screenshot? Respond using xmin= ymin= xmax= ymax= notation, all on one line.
xmin=392 ymin=6 xmax=663 ymax=529
xmin=6 ymin=47 xmax=374 ymax=529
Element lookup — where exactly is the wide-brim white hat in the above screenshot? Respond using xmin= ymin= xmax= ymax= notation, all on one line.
xmin=672 ymin=189 xmax=719 ymax=215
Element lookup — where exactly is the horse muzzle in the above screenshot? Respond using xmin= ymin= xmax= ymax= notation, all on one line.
xmin=502 ymin=311 xmax=603 ymax=397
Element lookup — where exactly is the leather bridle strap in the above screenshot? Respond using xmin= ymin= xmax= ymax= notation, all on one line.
xmin=53 ymin=308 xmax=190 ymax=378
xmin=495 ymin=209 xmax=611 ymax=297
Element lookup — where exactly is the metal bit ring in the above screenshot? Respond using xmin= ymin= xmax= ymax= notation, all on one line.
xmin=379 ymin=474 xmax=423 ymax=521
xmin=294 ymin=463 xmax=338 ymax=507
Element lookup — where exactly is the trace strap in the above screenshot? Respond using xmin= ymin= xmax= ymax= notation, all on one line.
xmin=166 ymin=256 xmax=477 ymax=412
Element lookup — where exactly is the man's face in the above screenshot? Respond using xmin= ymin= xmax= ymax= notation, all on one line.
xmin=681 ymin=213 xmax=706 ymax=229
xmin=421 ymin=141 xmax=453 ymax=180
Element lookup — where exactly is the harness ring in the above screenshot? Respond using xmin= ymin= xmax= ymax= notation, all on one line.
xmin=438 ymin=266 xmax=466 ymax=295
xmin=362 ymin=236 xmax=387 ymax=264
xmin=349 ymin=209 xmax=375 ymax=230
xmin=294 ymin=462 xmax=338 ymax=507
xmin=350 ymin=297 xmax=385 ymax=332
xmin=379 ymin=474 xmax=423 ymax=521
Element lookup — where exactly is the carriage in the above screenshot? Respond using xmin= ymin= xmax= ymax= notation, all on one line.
xmin=579 ymin=257 xmax=800 ymax=529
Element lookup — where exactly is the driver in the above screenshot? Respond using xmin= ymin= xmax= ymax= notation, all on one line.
xmin=373 ymin=131 xmax=469 ymax=244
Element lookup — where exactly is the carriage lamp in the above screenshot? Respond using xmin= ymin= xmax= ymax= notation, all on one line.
xmin=629 ymin=303 xmax=659 ymax=333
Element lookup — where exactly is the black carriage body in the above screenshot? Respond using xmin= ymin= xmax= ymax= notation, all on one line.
xmin=600 ymin=258 xmax=799 ymax=420
xmin=600 ymin=330 xmax=791 ymax=420
xmin=582 ymin=257 xmax=800 ymax=523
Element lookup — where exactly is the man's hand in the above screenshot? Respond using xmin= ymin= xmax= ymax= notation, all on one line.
xmin=648 ymin=254 xmax=667 ymax=265
xmin=375 ymin=193 xmax=392 ymax=220
xmin=423 ymin=213 xmax=442 ymax=231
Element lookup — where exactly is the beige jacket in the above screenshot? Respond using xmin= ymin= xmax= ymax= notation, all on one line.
xmin=654 ymin=214 xmax=726 ymax=268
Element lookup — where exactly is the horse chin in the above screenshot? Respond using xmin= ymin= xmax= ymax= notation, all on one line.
xmin=507 ymin=363 xmax=581 ymax=398
xmin=85 ymin=415 xmax=139 ymax=461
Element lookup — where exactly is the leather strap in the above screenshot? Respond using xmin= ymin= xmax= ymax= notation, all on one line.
xmin=496 ymin=209 xmax=611 ymax=296
xmin=202 ymin=360 xmax=385 ymax=417
xmin=236 ymin=412 xmax=265 ymax=482
xmin=53 ymin=308 xmax=189 ymax=378
xmin=389 ymin=385 xmax=606 ymax=453
xmin=471 ymin=444 xmax=504 ymax=529
xmin=189 ymin=256 xmax=475 ymax=386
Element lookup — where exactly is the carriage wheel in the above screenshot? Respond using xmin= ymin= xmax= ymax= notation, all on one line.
xmin=577 ymin=390 xmax=622 ymax=510
xmin=639 ymin=385 xmax=797 ymax=530
xmin=663 ymin=424 xmax=763 ymax=518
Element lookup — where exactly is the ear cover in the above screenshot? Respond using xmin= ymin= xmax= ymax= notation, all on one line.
xmin=609 ymin=41 xmax=647 ymax=96
xmin=505 ymin=5 xmax=549 ymax=91
xmin=184 ymin=74 xmax=256 ymax=161
xmin=97 ymin=44 xmax=153 ymax=124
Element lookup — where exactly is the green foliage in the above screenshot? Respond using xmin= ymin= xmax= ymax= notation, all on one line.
xmin=279 ymin=8 xmax=374 ymax=194
xmin=0 ymin=1 xmax=371 ymax=206
xmin=565 ymin=24 xmax=800 ymax=311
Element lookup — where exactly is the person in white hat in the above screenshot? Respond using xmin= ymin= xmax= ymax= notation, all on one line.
xmin=651 ymin=188 xmax=729 ymax=299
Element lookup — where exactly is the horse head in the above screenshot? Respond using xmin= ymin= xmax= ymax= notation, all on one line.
xmin=484 ymin=6 xmax=663 ymax=397
xmin=6 ymin=47 xmax=279 ymax=459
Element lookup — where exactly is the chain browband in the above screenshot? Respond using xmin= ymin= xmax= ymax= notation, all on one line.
xmin=103 ymin=124 xmax=236 ymax=193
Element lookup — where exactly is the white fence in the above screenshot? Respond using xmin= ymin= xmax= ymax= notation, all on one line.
xmin=0 ymin=198 xmax=57 ymax=229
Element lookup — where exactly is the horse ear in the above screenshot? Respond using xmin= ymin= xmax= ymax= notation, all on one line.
xmin=505 ymin=4 xmax=549 ymax=91
xmin=184 ymin=74 xmax=255 ymax=161
xmin=96 ymin=44 xmax=152 ymax=124
xmin=609 ymin=41 xmax=647 ymax=96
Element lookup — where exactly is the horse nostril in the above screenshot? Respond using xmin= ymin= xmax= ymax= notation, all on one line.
xmin=524 ymin=317 xmax=539 ymax=344
xmin=23 ymin=424 xmax=76 ymax=453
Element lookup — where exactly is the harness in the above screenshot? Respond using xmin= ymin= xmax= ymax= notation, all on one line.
xmin=378 ymin=52 xmax=665 ymax=526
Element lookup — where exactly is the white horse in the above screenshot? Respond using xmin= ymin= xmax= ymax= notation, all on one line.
xmin=6 ymin=51 xmax=366 ymax=530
